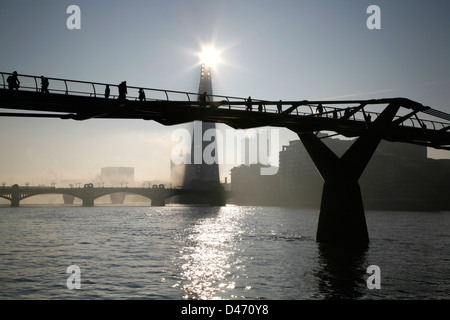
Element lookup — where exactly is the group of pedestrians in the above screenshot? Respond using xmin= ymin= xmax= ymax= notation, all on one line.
xmin=243 ymin=97 xmax=375 ymax=127
xmin=6 ymin=71 xmax=143 ymax=102
xmin=7 ymin=71 xmax=49 ymax=93
xmin=316 ymin=104 xmax=374 ymax=125
xmin=3 ymin=72 xmax=373 ymax=125
xmin=245 ymin=96 xmax=284 ymax=113
xmin=110 ymin=81 xmax=146 ymax=102
xmin=5 ymin=71 xmax=283 ymax=113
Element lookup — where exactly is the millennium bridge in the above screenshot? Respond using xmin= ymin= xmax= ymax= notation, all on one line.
xmin=1 ymin=70 xmax=449 ymax=247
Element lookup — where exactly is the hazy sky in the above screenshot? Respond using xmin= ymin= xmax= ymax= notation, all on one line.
xmin=0 ymin=0 xmax=449 ymax=185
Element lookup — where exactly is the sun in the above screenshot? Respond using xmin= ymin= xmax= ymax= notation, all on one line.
xmin=199 ymin=46 xmax=222 ymax=68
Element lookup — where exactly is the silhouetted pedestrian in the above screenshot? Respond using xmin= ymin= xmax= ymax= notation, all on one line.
xmin=258 ymin=103 xmax=263 ymax=112
xmin=105 ymin=85 xmax=110 ymax=99
xmin=332 ymin=109 xmax=338 ymax=118
xmin=7 ymin=71 xmax=20 ymax=90
xmin=316 ymin=104 xmax=323 ymax=115
xmin=118 ymin=81 xmax=127 ymax=100
xmin=246 ymin=96 xmax=252 ymax=111
xmin=344 ymin=107 xmax=351 ymax=118
xmin=40 ymin=76 xmax=49 ymax=93
xmin=277 ymin=100 xmax=282 ymax=113
xmin=138 ymin=88 xmax=146 ymax=101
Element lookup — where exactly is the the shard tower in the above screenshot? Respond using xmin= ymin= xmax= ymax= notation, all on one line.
xmin=182 ymin=63 xmax=221 ymax=190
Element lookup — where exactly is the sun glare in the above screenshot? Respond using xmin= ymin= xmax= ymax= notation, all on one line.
xmin=199 ymin=46 xmax=221 ymax=68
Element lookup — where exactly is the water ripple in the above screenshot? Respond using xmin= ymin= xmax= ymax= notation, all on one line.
xmin=0 ymin=207 xmax=448 ymax=299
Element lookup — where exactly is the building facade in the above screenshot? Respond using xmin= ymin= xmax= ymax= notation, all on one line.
xmin=232 ymin=136 xmax=450 ymax=211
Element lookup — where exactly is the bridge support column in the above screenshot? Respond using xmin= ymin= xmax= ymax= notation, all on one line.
xmin=298 ymin=102 xmax=400 ymax=248
xmin=11 ymin=185 xmax=20 ymax=207
xmin=151 ymin=197 xmax=166 ymax=206
xmin=82 ymin=198 xmax=95 ymax=207
xmin=11 ymin=197 xmax=20 ymax=207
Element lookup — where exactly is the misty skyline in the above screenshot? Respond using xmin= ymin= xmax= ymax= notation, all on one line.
xmin=1 ymin=0 xmax=449 ymax=185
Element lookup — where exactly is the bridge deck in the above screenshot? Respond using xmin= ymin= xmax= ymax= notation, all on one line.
xmin=1 ymin=71 xmax=449 ymax=150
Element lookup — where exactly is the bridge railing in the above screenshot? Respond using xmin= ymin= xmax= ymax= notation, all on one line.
xmin=2 ymin=71 xmax=449 ymax=131
xmin=0 ymin=71 xmax=251 ymax=106
xmin=0 ymin=71 xmax=304 ymax=113
xmin=278 ymin=102 xmax=450 ymax=131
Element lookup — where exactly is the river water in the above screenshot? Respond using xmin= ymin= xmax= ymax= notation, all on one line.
xmin=0 ymin=205 xmax=448 ymax=300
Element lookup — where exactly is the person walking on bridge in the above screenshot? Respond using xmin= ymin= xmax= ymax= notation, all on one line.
xmin=118 ymin=81 xmax=127 ymax=101
xmin=139 ymin=88 xmax=146 ymax=101
xmin=246 ymin=96 xmax=253 ymax=111
xmin=277 ymin=100 xmax=282 ymax=113
xmin=40 ymin=76 xmax=49 ymax=94
xmin=7 ymin=71 xmax=20 ymax=90
xmin=105 ymin=85 xmax=110 ymax=99
xmin=316 ymin=104 xmax=323 ymax=115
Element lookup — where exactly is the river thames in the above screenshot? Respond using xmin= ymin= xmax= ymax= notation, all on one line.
xmin=0 ymin=205 xmax=448 ymax=299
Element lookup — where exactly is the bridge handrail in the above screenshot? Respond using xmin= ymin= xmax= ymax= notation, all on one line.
xmin=0 ymin=71 xmax=253 ymax=105
xmin=1 ymin=71 xmax=449 ymax=132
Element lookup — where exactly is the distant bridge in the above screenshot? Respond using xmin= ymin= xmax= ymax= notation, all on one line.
xmin=0 ymin=184 xmax=230 ymax=207
xmin=1 ymin=71 xmax=449 ymax=247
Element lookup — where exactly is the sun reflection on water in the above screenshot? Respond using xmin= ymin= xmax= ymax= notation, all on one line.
xmin=176 ymin=206 xmax=247 ymax=300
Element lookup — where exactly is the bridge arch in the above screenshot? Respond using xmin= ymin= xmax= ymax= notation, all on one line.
xmin=94 ymin=191 xmax=152 ymax=205
xmin=19 ymin=192 xmax=83 ymax=204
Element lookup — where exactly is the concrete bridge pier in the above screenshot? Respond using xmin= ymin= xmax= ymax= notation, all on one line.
xmin=11 ymin=185 xmax=20 ymax=207
xmin=151 ymin=196 xmax=166 ymax=206
xmin=11 ymin=197 xmax=20 ymax=207
xmin=298 ymin=102 xmax=400 ymax=248
xmin=82 ymin=198 xmax=95 ymax=207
